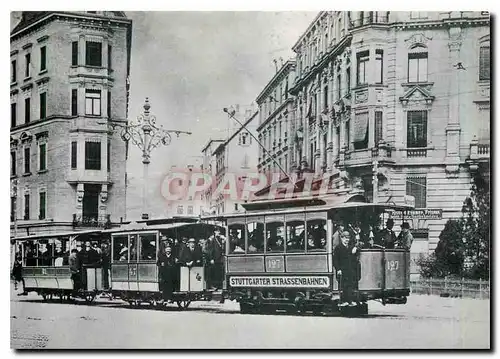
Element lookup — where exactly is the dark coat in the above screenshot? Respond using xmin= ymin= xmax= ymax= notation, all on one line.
xmin=12 ymin=261 xmax=23 ymax=281
xmin=380 ymin=228 xmax=397 ymax=249
xmin=179 ymin=246 xmax=203 ymax=266
xmin=205 ymin=236 xmax=223 ymax=263
xmin=157 ymin=252 xmax=177 ymax=282
xmin=333 ymin=243 xmax=360 ymax=282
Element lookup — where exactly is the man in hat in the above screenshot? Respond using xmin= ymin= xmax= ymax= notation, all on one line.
xmin=396 ymin=222 xmax=414 ymax=251
xmin=333 ymin=231 xmax=360 ymax=306
xmin=379 ymin=218 xmax=397 ymax=249
xmin=205 ymin=228 xmax=224 ymax=290
xmin=180 ymin=238 xmax=203 ymax=267
xmin=157 ymin=242 xmax=176 ymax=302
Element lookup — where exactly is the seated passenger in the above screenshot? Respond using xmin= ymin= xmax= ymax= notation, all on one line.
xmin=119 ymin=247 xmax=128 ymax=261
xmin=268 ymin=235 xmax=284 ymax=252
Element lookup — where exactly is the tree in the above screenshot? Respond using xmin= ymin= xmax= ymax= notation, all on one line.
xmin=461 ymin=173 xmax=490 ymax=279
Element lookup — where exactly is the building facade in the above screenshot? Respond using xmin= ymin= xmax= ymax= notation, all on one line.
xmin=212 ymin=110 xmax=259 ymax=215
xmin=10 ymin=11 xmax=132 ymax=236
xmin=256 ymin=60 xmax=296 ymax=179
xmin=254 ymin=11 xmax=489 ymax=274
xmin=201 ymin=139 xmax=225 ymax=215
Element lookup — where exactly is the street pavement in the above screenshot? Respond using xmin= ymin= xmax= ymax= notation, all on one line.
xmin=10 ymin=287 xmax=490 ymax=349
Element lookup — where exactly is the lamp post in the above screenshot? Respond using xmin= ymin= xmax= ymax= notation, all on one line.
xmin=118 ymin=98 xmax=191 ymax=220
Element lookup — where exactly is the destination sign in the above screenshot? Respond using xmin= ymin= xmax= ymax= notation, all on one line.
xmin=229 ymin=276 xmax=330 ymax=288
xmin=389 ymin=209 xmax=443 ymax=220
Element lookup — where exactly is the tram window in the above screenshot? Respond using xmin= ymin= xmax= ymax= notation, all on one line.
xmin=113 ymin=235 xmax=128 ymax=261
xmin=306 ymin=219 xmax=327 ymax=252
xmin=228 ymin=224 xmax=245 ymax=253
xmin=23 ymin=241 xmax=37 ymax=266
xmin=246 ymin=222 xmax=264 ymax=253
xmin=286 ymin=221 xmax=305 ymax=252
xmin=139 ymin=233 xmax=157 ymax=260
xmin=53 ymin=238 xmax=69 ymax=266
xmin=38 ymin=240 xmax=52 ymax=266
xmin=266 ymin=222 xmax=285 ymax=253
xmin=129 ymin=235 xmax=138 ymax=261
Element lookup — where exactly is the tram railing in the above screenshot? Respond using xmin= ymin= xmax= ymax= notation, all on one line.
xmin=410 ymin=277 xmax=490 ymax=299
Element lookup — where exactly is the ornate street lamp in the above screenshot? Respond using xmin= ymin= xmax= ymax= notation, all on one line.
xmin=117 ymin=98 xmax=191 ymax=220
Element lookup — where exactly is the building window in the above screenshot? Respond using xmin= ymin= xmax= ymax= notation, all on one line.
xmin=86 ymin=41 xmax=102 ymax=67
xmin=11 ymin=60 xmax=17 ymax=83
xmin=85 ymin=141 xmax=101 ymax=170
xmin=39 ymin=191 xmax=46 ymax=220
xmin=353 ymin=112 xmax=369 ymax=150
xmin=25 ymin=53 xmax=31 ymax=78
xmin=11 ymin=103 xmax=17 ymax=128
xmin=479 ymin=46 xmax=490 ymax=81
xmin=40 ymin=46 xmax=46 ymax=71
xmin=107 ymin=91 xmax=111 ymax=118
xmin=375 ymin=111 xmax=383 ymax=145
xmin=375 ymin=50 xmax=383 ymax=84
xmin=408 ymin=47 xmax=428 ymax=83
xmin=71 ymin=141 xmax=77 ymax=169
xmin=108 ymin=44 xmax=112 ymax=70
xmin=11 ymin=151 xmax=16 ymax=176
xmin=25 ymin=97 xmax=31 ymax=124
xmin=11 ymin=197 xmax=15 ymax=222
xmin=24 ymin=147 xmax=31 ymax=174
xmin=85 ymin=89 xmax=101 ymax=116
xmin=356 ymin=51 xmax=369 ymax=85
xmin=346 ymin=67 xmax=351 ymax=94
xmin=39 ymin=143 xmax=47 ymax=171
xmin=39 ymin=92 xmax=46 ymax=119
xmin=323 ymin=84 xmax=329 ymax=111
xmin=107 ymin=141 xmax=111 ymax=172
xmin=345 ymin=119 xmax=350 ymax=149
xmin=24 ymin=193 xmax=30 ymax=220
xmin=177 ymin=205 xmax=184 ymax=215
xmin=406 ymin=176 xmax=427 ymax=209
xmin=337 ymin=73 xmax=342 ymax=99
xmin=188 ymin=205 xmax=194 ymax=215
xmin=72 ymin=41 xmax=78 ymax=66
xmin=407 ymin=111 xmax=428 ymax=148
xmin=71 ymin=89 xmax=78 ymax=116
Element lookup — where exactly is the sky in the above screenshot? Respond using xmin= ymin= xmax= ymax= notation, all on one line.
xmin=123 ymin=11 xmax=318 ymax=217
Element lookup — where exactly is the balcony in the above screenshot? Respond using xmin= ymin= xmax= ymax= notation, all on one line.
xmin=67 ymin=168 xmax=110 ymax=184
xmin=72 ymin=214 xmax=111 ymax=229
xmin=407 ymin=148 xmax=427 ymax=158
xmin=339 ymin=143 xmax=394 ymax=168
xmin=469 ymin=138 xmax=490 ymax=161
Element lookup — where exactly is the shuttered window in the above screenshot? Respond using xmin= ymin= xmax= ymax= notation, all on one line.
xmin=39 ymin=191 xmax=46 ymax=220
xmin=406 ymin=176 xmax=427 ymax=209
xmin=39 ymin=143 xmax=47 ymax=171
xmin=24 ymin=193 xmax=30 ymax=220
xmin=71 ymin=141 xmax=77 ymax=169
xmin=71 ymin=89 xmax=78 ymax=116
xmin=39 ymin=92 xmax=46 ymax=119
xmin=375 ymin=111 xmax=383 ymax=145
xmin=24 ymin=147 xmax=31 ymax=174
xmin=40 ymin=46 xmax=46 ymax=71
xmin=72 ymin=41 xmax=78 ymax=66
xmin=479 ymin=46 xmax=490 ymax=81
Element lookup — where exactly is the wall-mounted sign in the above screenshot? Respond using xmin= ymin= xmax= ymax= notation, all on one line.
xmin=389 ymin=209 xmax=443 ymax=220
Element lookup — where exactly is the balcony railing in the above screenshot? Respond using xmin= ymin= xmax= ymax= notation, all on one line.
xmin=478 ymin=144 xmax=490 ymax=157
xmin=407 ymin=148 xmax=427 ymax=158
xmin=72 ymin=214 xmax=111 ymax=228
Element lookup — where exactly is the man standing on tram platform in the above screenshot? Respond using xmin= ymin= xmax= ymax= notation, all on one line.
xmin=379 ymin=218 xmax=397 ymax=249
xmin=205 ymin=228 xmax=224 ymax=290
xmin=333 ymin=231 xmax=360 ymax=306
xmin=396 ymin=222 xmax=414 ymax=251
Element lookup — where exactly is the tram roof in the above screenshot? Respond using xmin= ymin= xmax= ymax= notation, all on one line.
xmin=202 ymin=197 xmax=414 ymax=220
xmin=102 ymin=221 xmax=223 ymax=234
xmin=12 ymin=229 xmax=103 ymax=241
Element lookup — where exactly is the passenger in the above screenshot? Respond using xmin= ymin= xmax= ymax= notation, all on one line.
xmin=306 ymin=233 xmax=316 ymax=250
xmin=180 ymin=238 xmax=203 ymax=267
xmin=233 ymin=240 xmax=245 ymax=253
xmin=229 ymin=229 xmax=239 ymax=252
xmin=54 ymin=246 xmax=65 ymax=267
xmin=332 ymin=223 xmax=344 ymax=251
xmin=12 ymin=256 xmax=27 ymax=295
xmin=25 ymin=247 xmax=36 ymax=266
xmin=69 ymin=249 xmax=81 ymax=292
xmin=157 ymin=243 xmax=176 ymax=302
xmin=101 ymin=242 xmax=111 ymax=289
xmin=333 ymin=231 xmax=360 ymax=306
xmin=396 ymin=222 xmax=414 ymax=251
xmin=119 ymin=247 xmax=128 ymax=261
xmin=82 ymin=241 xmax=101 ymax=267
xmin=379 ymin=219 xmax=397 ymax=249
xmin=268 ymin=235 xmax=284 ymax=252
xmin=206 ymin=228 xmax=224 ymax=290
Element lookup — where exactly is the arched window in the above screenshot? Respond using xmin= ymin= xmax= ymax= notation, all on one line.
xmin=408 ymin=45 xmax=428 ymax=83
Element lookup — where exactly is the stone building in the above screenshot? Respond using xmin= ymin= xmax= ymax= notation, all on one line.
xmin=255 ymin=11 xmax=490 ymax=275
xmin=201 ymin=139 xmax=225 ymax=214
xmin=255 ymin=59 xmax=296 ymax=179
xmin=10 ymin=11 xmax=132 ymax=236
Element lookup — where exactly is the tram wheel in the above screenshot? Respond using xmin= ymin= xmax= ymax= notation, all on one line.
xmin=176 ymin=300 xmax=191 ymax=310
xmin=85 ymin=293 xmax=96 ymax=304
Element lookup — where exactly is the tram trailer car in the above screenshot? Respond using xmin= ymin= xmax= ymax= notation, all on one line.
xmin=219 ymin=198 xmax=412 ymax=315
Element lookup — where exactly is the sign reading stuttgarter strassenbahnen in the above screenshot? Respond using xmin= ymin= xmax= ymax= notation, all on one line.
xmin=229 ymin=276 xmax=330 ymax=288
xmin=388 ymin=209 xmax=443 ymax=220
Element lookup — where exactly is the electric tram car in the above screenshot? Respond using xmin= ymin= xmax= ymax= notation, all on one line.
xmin=209 ymin=195 xmax=413 ymax=316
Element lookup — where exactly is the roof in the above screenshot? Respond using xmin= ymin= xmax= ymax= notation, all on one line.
xmin=255 ymin=59 xmax=296 ymax=104
xmin=12 ymin=229 xmax=103 ymax=241
xmin=103 ymin=221 xmax=224 ymax=235
xmin=201 ymin=138 xmax=225 ymax=153
xmin=11 ymin=11 xmax=130 ymax=37
xmin=212 ymin=110 xmax=259 ymax=156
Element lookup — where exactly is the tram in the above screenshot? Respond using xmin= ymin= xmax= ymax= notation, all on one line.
xmin=12 ymin=229 xmax=108 ymax=303
xmin=208 ymin=195 xmax=413 ymax=316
